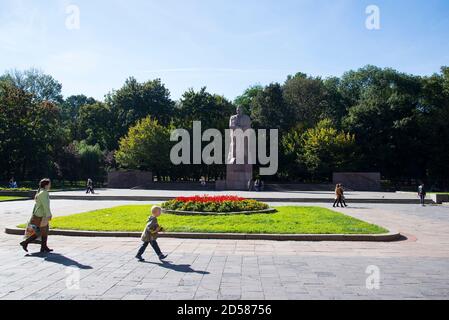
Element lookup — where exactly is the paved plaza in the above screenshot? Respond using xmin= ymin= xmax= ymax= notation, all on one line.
xmin=50 ymin=189 xmax=423 ymax=203
xmin=1 ymin=196 xmax=449 ymax=300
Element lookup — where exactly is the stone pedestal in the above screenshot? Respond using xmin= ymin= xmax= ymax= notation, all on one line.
xmin=333 ymin=172 xmax=381 ymax=191
xmin=107 ymin=170 xmax=153 ymax=189
xmin=226 ymin=164 xmax=252 ymax=190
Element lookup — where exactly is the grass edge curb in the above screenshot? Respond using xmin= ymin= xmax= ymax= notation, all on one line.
xmin=4 ymin=227 xmax=402 ymax=242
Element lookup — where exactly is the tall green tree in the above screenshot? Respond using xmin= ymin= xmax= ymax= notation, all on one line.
xmin=106 ymin=77 xmax=175 ymax=147
xmin=250 ymin=83 xmax=294 ymax=131
xmin=0 ymin=80 xmax=64 ymax=180
xmin=76 ymin=102 xmax=116 ymax=151
xmin=341 ymin=66 xmax=423 ymax=179
xmin=419 ymin=66 xmax=449 ymax=185
xmin=115 ymin=117 xmax=172 ymax=180
xmin=283 ymin=73 xmax=330 ymax=128
xmin=299 ymin=119 xmax=355 ymax=180
xmin=234 ymin=85 xmax=263 ymax=115
xmin=61 ymin=95 xmax=97 ymax=141
xmin=0 ymin=68 xmax=63 ymax=104
xmin=176 ymin=87 xmax=234 ymax=130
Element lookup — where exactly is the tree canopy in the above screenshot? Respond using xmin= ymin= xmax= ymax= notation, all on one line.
xmin=1 ymin=66 xmax=449 ymax=188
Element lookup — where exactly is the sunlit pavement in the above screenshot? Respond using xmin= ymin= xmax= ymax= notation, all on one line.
xmin=1 ymin=199 xmax=448 ymax=300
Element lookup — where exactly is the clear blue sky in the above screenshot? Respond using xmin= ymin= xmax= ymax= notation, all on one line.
xmin=1 ymin=0 xmax=448 ymax=101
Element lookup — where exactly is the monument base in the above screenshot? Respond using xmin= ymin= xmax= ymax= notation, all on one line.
xmin=226 ymin=164 xmax=253 ymax=190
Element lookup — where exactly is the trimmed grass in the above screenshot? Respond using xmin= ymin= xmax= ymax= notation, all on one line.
xmin=24 ymin=206 xmax=388 ymax=235
xmin=0 ymin=196 xmax=28 ymax=202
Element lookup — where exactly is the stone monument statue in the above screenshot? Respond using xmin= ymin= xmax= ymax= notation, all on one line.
xmin=227 ymin=106 xmax=252 ymax=164
xmin=226 ymin=106 xmax=253 ymax=190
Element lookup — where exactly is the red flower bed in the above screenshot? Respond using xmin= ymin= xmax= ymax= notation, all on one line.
xmin=163 ymin=195 xmax=269 ymax=212
xmin=175 ymin=195 xmax=245 ymax=203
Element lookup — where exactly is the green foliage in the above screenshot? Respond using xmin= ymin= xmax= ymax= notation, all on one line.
xmin=250 ymin=83 xmax=295 ymax=131
xmin=283 ymin=73 xmax=330 ymax=127
xmin=76 ymin=102 xmax=116 ymax=150
xmin=0 ymin=196 xmax=27 ymax=202
xmin=42 ymin=205 xmax=388 ymax=234
xmin=234 ymin=84 xmax=263 ymax=115
xmin=341 ymin=66 xmax=425 ymax=179
xmin=106 ymin=77 xmax=175 ymax=148
xmin=0 ymin=79 xmax=65 ymax=180
xmin=57 ymin=141 xmax=106 ymax=182
xmin=161 ymin=199 xmax=269 ymax=212
xmin=0 ymin=68 xmax=63 ymax=104
xmin=282 ymin=119 xmax=355 ymax=180
xmin=115 ymin=116 xmax=172 ymax=176
xmin=176 ymin=87 xmax=234 ymax=130
xmin=0 ymin=188 xmax=32 ymax=192
xmin=2 ymin=65 xmax=449 ymax=186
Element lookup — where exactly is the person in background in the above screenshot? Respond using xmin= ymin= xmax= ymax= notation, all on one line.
xmin=86 ymin=178 xmax=94 ymax=194
xmin=333 ymin=184 xmax=343 ymax=207
xmin=418 ymin=183 xmax=427 ymax=206
xmin=333 ymin=184 xmax=348 ymax=207
xmin=200 ymin=176 xmax=206 ymax=187
xmin=247 ymin=178 xmax=254 ymax=191
xmin=9 ymin=178 xmax=18 ymax=189
xmin=254 ymin=178 xmax=261 ymax=192
xmin=20 ymin=178 xmax=53 ymax=253
xmin=340 ymin=184 xmax=348 ymax=207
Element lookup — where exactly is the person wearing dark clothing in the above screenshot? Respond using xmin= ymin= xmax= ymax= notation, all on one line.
xmin=418 ymin=184 xmax=427 ymax=206
xmin=333 ymin=184 xmax=348 ymax=207
xmin=340 ymin=184 xmax=348 ymax=207
xmin=86 ymin=178 xmax=94 ymax=194
xmin=9 ymin=178 xmax=18 ymax=189
xmin=254 ymin=179 xmax=261 ymax=192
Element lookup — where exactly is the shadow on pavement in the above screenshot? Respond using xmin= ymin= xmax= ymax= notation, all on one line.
xmin=142 ymin=260 xmax=210 ymax=275
xmin=25 ymin=252 xmax=93 ymax=269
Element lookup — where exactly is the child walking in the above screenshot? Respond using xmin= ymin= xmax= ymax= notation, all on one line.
xmin=136 ymin=206 xmax=167 ymax=261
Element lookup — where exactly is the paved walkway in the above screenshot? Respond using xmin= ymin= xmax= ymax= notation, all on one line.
xmin=51 ymin=189 xmax=420 ymax=200
xmin=50 ymin=189 xmax=425 ymax=203
xmin=1 ymin=200 xmax=449 ymax=300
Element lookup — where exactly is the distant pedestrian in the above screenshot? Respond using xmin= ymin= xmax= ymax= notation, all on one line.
xmin=418 ymin=183 xmax=427 ymax=206
xmin=9 ymin=178 xmax=18 ymax=189
xmin=340 ymin=184 xmax=348 ymax=207
xmin=86 ymin=178 xmax=94 ymax=194
xmin=136 ymin=206 xmax=168 ymax=261
xmin=333 ymin=184 xmax=347 ymax=207
xmin=254 ymin=178 xmax=261 ymax=192
xmin=247 ymin=179 xmax=254 ymax=191
xmin=20 ymin=178 xmax=53 ymax=253
xmin=200 ymin=176 xmax=206 ymax=187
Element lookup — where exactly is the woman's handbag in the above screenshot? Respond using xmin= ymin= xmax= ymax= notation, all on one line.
xmin=24 ymin=215 xmax=43 ymax=240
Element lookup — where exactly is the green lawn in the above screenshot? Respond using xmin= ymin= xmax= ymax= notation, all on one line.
xmin=0 ymin=196 xmax=28 ymax=202
xmin=26 ymin=206 xmax=388 ymax=235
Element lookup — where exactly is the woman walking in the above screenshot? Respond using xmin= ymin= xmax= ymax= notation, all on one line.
xmin=20 ymin=178 xmax=53 ymax=253
xmin=333 ymin=184 xmax=348 ymax=207
xmin=340 ymin=184 xmax=348 ymax=207
xmin=333 ymin=184 xmax=342 ymax=207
